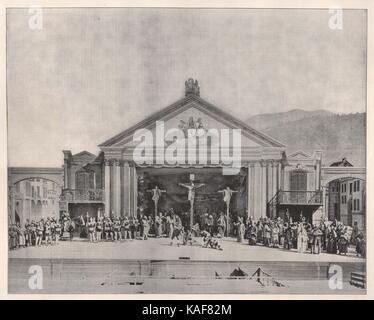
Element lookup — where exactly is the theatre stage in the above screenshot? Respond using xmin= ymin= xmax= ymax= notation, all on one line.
xmin=9 ymin=238 xmax=365 ymax=294
xmin=9 ymin=237 xmax=364 ymax=263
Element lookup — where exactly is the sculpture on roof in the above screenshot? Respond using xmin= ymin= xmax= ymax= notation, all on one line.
xmin=185 ymin=78 xmax=200 ymax=96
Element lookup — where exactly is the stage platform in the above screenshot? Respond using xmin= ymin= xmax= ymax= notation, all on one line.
xmin=8 ymin=237 xmax=365 ymax=263
xmin=9 ymin=238 xmax=366 ymax=294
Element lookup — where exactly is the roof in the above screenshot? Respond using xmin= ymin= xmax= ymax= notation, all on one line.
xmin=330 ymin=158 xmax=353 ymax=167
xmin=72 ymin=151 xmax=97 ymax=162
xmin=98 ymin=94 xmax=286 ymax=148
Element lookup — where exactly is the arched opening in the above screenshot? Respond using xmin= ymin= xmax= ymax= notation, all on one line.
xmin=10 ymin=177 xmax=61 ymax=224
xmin=325 ymin=177 xmax=366 ymax=231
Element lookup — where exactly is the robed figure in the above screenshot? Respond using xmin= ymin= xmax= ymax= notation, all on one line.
xmin=147 ymin=186 xmax=166 ymax=220
xmin=179 ymin=181 xmax=205 ymax=229
xmin=218 ymin=187 xmax=238 ymax=236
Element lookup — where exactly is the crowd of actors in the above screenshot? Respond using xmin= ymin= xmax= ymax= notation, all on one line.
xmin=8 ymin=208 xmax=223 ymax=251
xmin=233 ymin=214 xmax=366 ymax=257
xmin=9 ymin=209 xmax=365 ymax=257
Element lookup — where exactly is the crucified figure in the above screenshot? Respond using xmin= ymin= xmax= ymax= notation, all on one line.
xmin=179 ymin=181 xmax=205 ymax=229
xmin=217 ymin=187 xmax=238 ymax=236
xmin=147 ymin=186 xmax=166 ymax=220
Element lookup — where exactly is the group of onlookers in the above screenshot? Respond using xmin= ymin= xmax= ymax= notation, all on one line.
xmin=9 ymin=217 xmax=63 ymax=249
xmin=232 ymin=215 xmax=366 ymax=257
xmin=9 ymin=210 xmax=365 ymax=258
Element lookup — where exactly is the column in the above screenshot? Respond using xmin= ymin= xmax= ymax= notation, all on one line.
xmin=247 ymin=164 xmax=252 ymax=218
xmin=253 ymin=162 xmax=261 ymax=220
xmin=112 ymin=160 xmax=121 ymax=217
xmin=272 ymin=162 xmax=278 ymax=196
xmin=132 ymin=167 xmax=138 ymax=216
xmin=104 ymin=159 xmax=111 ymax=216
xmin=278 ymin=162 xmax=282 ymax=190
xmin=316 ymin=160 xmax=321 ymax=190
xmin=10 ymin=186 xmax=16 ymax=224
xmin=267 ymin=162 xmax=272 ymax=206
xmin=122 ymin=161 xmax=131 ymax=216
xmin=323 ymin=186 xmax=329 ymax=219
xmin=261 ymin=161 xmax=267 ymax=218
xmin=63 ymin=161 xmax=68 ymax=189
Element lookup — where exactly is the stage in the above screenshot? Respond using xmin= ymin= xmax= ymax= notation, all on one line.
xmin=8 ymin=237 xmax=365 ymax=263
xmin=8 ymin=237 xmax=366 ymax=294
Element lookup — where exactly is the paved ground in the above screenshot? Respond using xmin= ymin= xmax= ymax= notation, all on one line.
xmin=9 ymin=278 xmax=365 ymax=294
xmin=9 ymin=237 xmax=365 ymax=262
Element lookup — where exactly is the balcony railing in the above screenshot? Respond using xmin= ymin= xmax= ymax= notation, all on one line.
xmin=278 ymin=190 xmax=322 ymax=205
xmin=61 ymin=188 xmax=105 ymax=202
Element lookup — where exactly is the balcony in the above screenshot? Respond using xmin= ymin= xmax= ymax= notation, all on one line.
xmin=60 ymin=188 xmax=105 ymax=202
xmin=277 ymin=190 xmax=322 ymax=205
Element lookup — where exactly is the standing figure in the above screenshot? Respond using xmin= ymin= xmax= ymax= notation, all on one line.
xmin=54 ymin=220 xmax=61 ymax=244
xmin=36 ymin=220 xmax=44 ymax=246
xmin=271 ymin=222 xmax=279 ymax=248
xmin=155 ymin=213 xmax=163 ymax=238
xmin=234 ymin=217 xmax=245 ymax=243
xmin=217 ymin=187 xmax=238 ymax=236
xmin=122 ymin=216 xmax=132 ymax=240
xmin=170 ymin=213 xmax=183 ymax=247
xmin=87 ymin=217 xmax=96 ymax=242
xmin=104 ymin=217 xmax=113 ymax=241
xmin=179 ymin=181 xmax=205 ymax=229
xmin=95 ymin=217 xmax=103 ymax=242
xmin=114 ymin=217 xmax=122 ymax=241
xmin=217 ymin=212 xmax=226 ymax=238
xmin=312 ymin=224 xmax=323 ymax=254
xmin=142 ymin=216 xmax=150 ymax=240
xmin=44 ymin=219 xmax=52 ymax=245
xmin=147 ymin=186 xmax=166 ymax=220
xmin=297 ymin=222 xmax=308 ymax=253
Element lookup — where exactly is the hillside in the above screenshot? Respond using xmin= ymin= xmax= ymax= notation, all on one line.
xmin=247 ymin=111 xmax=366 ymax=167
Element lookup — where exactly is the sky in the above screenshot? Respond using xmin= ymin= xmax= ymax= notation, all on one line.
xmin=7 ymin=8 xmax=367 ymax=167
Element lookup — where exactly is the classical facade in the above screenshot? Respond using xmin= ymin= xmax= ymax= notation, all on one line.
xmin=59 ymin=80 xmax=324 ymax=223
xmin=8 ymin=80 xmax=365 ymax=228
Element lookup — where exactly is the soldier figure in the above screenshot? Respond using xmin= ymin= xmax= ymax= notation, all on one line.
xmin=88 ymin=217 xmax=96 ymax=242
xmin=54 ymin=219 xmax=61 ymax=244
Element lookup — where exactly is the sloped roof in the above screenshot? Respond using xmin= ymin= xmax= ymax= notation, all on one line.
xmin=330 ymin=158 xmax=353 ymax=167
xmin=288 ymin=151 xmax=313 ymax=159
xmin=98 ymin=94 xmax=286 ymax=148
xmin=72 ymin=151 xmax=97 ymax=161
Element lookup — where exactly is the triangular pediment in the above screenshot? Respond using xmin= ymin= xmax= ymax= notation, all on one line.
xmin=72 ymin=151 xmax=96 ymax=162
xmin=99 ymin=95 xmax=285 ymax=150
xmin=288 ymin=150 xmax=312 ymax=160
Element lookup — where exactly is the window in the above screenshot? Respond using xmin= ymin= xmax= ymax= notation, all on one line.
xmin=350 ymin=183 xmax=353 ymax=195
xmin=76 ymin=169 xmax=95 ymax=191
xmin=357 ymin=180 xmax=360 ymax=192
xmin=357 ymin=199 xmax=360 ymax=211
xmin=353 ymin=199 xmax=356 ymax=211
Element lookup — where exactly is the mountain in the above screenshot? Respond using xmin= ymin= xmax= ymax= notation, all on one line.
xmin=247 ymin=110 xmax=366 ymax=167
xmin=247 ymin=109 xmax=334 ymax=131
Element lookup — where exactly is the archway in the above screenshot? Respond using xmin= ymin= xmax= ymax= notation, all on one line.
xmin=9 ymin=177 xmax=61 ymax=224
xmin=323 ymin=177 xmax=365 ymax=231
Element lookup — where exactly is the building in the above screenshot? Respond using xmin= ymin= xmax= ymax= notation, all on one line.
xmin=325 ymin=159 xmax=366 ymax=230
xmin=60 ymin=79 xmax=323 ymax=224
xmin=9 ymin=178 xmax=60 ymax=225
xmin=8 ymin=80 xmax=365 ymax=231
